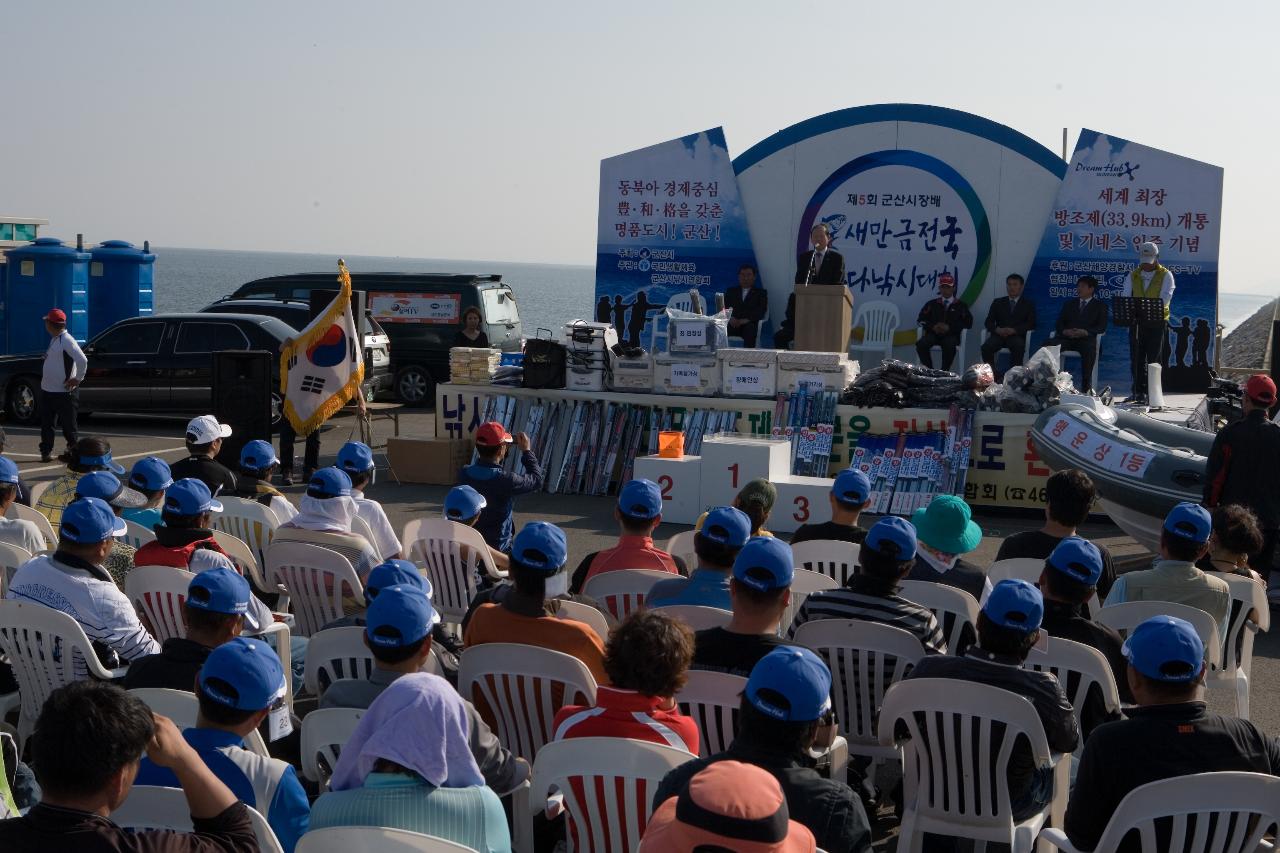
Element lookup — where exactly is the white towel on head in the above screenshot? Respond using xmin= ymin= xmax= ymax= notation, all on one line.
xmin=329 ymin=671 xmax=485 ymax=791
xmin=290 ymin=493 xmax=356 ymax=532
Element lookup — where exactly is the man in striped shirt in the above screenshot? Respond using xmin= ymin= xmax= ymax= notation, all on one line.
xmin=788 ymin=516 xmax=946 ymax=654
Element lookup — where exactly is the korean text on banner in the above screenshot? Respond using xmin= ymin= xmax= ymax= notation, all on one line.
xmin=281 ymin=259 xmax=366 ymax=435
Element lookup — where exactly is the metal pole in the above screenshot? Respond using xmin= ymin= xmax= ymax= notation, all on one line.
xmin=1062 ymin=128 xmax=1069 ymax=161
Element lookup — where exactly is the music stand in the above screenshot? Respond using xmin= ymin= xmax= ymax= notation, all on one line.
xmin=1113 ymin=296 xmax=1166 ymax=393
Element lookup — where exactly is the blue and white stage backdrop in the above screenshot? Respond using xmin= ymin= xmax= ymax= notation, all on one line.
xmin=1026 ymin=130 xmax=1223 ymax=395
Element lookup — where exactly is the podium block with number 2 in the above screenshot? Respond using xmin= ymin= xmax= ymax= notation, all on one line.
xmin=633 ymin=454 xmax=703 ymax=525
xmin=699 ymin=435 xmax=792 ymax=513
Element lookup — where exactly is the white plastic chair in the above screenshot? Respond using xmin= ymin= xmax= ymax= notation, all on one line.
xmin=530 ymin=736 xmax=695 ymax=853
xmin=351 ymin=514 xmax=382 ymax=563
xmin=1058 ymin=333 xmax=1104 ymax=393
xmin=0 ymin=599 xmax=129 ymax=747
xmin=1026 ymin=637 xmax=1120 ymax=760
xmin=553 ymin=599 xmax=613 ymax=639
xmin=649 ymin=290 xmax=699 ymax=352
xmin=112 ymin=785 xmax=283 ymax=853
xmin=1213 ymin=575 xmax=1270 ymax=719
xmin=212 ymin=498 xmax=280 ymax=586
xmin=790 ymin=539 xmax=861 ymax=585
xmin=123 ymin=519 xmax=157 ymax=550
xmin=403 ymin=518 xmax=505 ymax=626
xmin=982 ymin=329 xmax=1034 ymax=373
xmin=676 ymin=670 xmax=747 ymax=758
xmin=458 ymin=643 xmax=597 ymax=763
xmin=298 ymin=826 xmax=480 ymax=853
xmin=664 ymin=530 xmax=697 ymax=569
xmin=300 ymin=707 xmax=365 ymax=791
xmin=583 ymin=569 xmax=676 ymax=621
xmin=209 ymin=528 xmax=291 ymax=616
xmin=879 ymin=678 xmax=1064 ymax=852
xmin=0 ymin=540 xmax=32 ymax=597
xmin=6 ymin=502 xmax=55 ymax=551
xmin=127 ymin=687 xmax=270 ymax=757
xmin=898 ymin=579 xmax=980 ymax=654
xmin=988 ymin=557 xmax=1046 ymax=587
xmin=27 ymin=480 xmax=50 ymax=506
xmin=652 ymin=604 xmax=731 ymax=631
xmin=926 ymin=327 xmax=969 ymax=371
xmin=126 ymin=564 xmax=195 ymax=644
xmin=1095 ymin=601 xmax=1222 ymax=673
xmin=303 ymin=626 xmax=376 ymax=698
xmin=1038 ymin=771 xmax=1280 ymax=853
xmin=849 ymin=300 xmax=900 ymax=363
xmin=267 ymin=541 xmax=362 ymax=637
xmin=779 ymin=567 xmax=841 ymax=636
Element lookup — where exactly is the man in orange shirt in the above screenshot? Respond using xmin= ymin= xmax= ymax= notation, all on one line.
xmin=570 ymin=479 xmax=686 ymax=593
xmin=464 ymin=521 xmax=608 ymax=684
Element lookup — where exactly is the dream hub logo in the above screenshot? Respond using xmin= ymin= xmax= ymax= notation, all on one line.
xmin=1074 ymin=160 xmax=1140 ymax=181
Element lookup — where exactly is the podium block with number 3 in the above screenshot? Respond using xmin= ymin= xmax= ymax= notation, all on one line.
xmin=771 ymin=475 xmax=836 ymax=534
xmin=633 ymin=454 xmax=703 ymax=525
xmin=699 ymin=435 xmax=792 ymax=513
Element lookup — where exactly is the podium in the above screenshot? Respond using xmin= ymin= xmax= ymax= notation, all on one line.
xmin=794 ymin=284 xmax=853 ymax=353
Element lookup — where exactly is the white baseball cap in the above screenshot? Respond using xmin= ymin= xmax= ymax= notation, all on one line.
xmin=1139 ymin=241 xmax=1159 ymax=263
xmin=186 ymin=414 xmax=233 ymax=445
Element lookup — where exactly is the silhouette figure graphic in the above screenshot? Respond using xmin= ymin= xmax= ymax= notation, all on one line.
xmin=610 ymin=295 xmax=627 ymax=337
xmin=1192 ymin=319 xmax=1211 ymax=367
xmin=596 ymin=295 xmax=612 ymax=325
xmin=627 ymin=291 xmax=657 ymax=348
xmin=1168 ymin=316 xmax=1192 ymax=367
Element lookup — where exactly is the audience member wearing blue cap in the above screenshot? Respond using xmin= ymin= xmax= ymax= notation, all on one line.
xmin=647 ymin=506 xmax=751 ymax=610
xmin=788 ymin=516 xmax=946 ymax=657
xmin=1104 ymin=502 xmax=1230 ymax=642
xmin=907 ymin=579 xmax=1078 ymax=822
xmin=1065 ymin=616 xmax=1280 ymax=853
xmin=75 ymin=470 xmax=151 ymax=586
xmin=271 ymin=466 xmax=379 ymax=585
xmin=123 ymin=567 xmax=255 ymax=692
xmin=464 ymin=521 xmax=609 ymax=686
xmin=338 ymin=441 xmax=403 ymax=563
xmin=123 ymin=455 xmax=172 ymax=531
xmin=0 ymin=456 xmax=46 ymax=555
xmin=440 ymin=485 xmax=510 ymax=579
xmin=790 ymin=467 xmax=874 ymax=547
xmin=136 ymin=637 xmax=310 ymax=852
xmin=135 ymin=478 xmax=243 ymax=577
xmin=652 ymin=646 xmax=873 ymax=853
xmin=570 ymin=478 xmax=686 ymax=595
xmin=231 ymin=439 xmax=299 ymax=524
xmin=8 ymin=496 xmax=161 ymax=669
xmin=36 ymin=436 xmax=127 ymax=530
xmin=1038 ymin=537 xmax=1134 ymax=714
xmin=905 ymin=494 xmax=990 ymax=604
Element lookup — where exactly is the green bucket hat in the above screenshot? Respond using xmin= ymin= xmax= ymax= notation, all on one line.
xmin=911 ymin=494 xmax=982 ymax=555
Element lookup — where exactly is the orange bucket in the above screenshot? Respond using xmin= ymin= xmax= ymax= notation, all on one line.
xmin=658 ymin=431 xmax=685 ymax=458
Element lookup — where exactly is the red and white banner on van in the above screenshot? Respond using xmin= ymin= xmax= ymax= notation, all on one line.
xmin=369 ymin=292 xmax=460 ymax=324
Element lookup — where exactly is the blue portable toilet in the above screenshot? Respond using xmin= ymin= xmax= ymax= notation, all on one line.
xmin=88 ymin=240 xmax=155 ymax=337
xmin=2 ymin=237 xmax=90 ymax=353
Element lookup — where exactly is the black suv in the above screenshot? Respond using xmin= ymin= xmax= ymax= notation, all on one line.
xmin=0 ymin=313 xmax=378 ymax=425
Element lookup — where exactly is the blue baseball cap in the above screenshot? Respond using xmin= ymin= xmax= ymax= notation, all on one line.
xmin=732 ymin=537 xmax=795 ymax=592
xmin=444 ymin=485 xmax=487 ymax=521
xmin=1045 ymin=537 xmax=1104 ymax=586
xmin=983 ymin=579 xmax=1044 ymax=634
xmin=337 ymin=441 xmax=375 ymax=474
xmin=198 ymin=637 xmax=286 ymax=711
xmin=79 ymin=448 xmax=124 ymax=475
xmin=699 ymin=506 xmax=751 ymax=549
xmin=307 ymin=467 xmax=352 ymax=499
xmin=187 ymin=568 xmax=260 ymax=631
xmin=0 ymin=457 xmax=19 ymax=485
xmin=1164 ymin=502 xmax=1212 ymax=544
xmin=832 ymin=468 xmax=872 ymax=505
xmin=617 ymin=478 xmax=663 ymax=521
xmin=239 ymin=440 xmax=279 ymax=470
xmin=76 ymin=470 xmax=147 ymax=509
xmin=366 ymin=584 xmax=439 ymax=648
xmin=745 ymin=647 xmax=832 ymax=723
xmin=164 ymin=478 xmax=223 ymax=516
xmin=512 ymin=521 xmax=568 ymax=572
xmin=1122 ymin=616 xmax=1205 ymax=682
xmin=128 ymin=456 xmax=173 ymax=491
xmin=865 ymin=516 xmax=918 ymax=561
xmin=365 ymin=559 xmax=429 ymax=603
xmin=60 ymin=497 xmax=127 ymax=543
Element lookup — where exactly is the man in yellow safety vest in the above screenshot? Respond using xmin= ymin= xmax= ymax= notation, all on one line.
xmin=1124 ymin=241 xmax=1175 ymax=404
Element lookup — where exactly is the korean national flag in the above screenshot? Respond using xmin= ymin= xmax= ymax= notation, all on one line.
xmin=280 ymin=260 xmax=365 ymax=435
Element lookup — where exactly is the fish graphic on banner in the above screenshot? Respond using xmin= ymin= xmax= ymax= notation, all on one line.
xmin=280 ymin=259 xmax=365 ymax=435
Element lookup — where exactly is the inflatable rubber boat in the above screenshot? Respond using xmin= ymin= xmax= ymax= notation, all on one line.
xmin=1031 ymin=397 xmax=1211 ymax=553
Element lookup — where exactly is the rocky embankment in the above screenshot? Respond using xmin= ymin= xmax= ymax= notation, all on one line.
xmin=1221 ymin=299 xmax=1278 ymax=370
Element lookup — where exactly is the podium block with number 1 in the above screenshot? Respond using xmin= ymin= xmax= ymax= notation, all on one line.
xmin=699 ymin=435 xmax=792 ymax=512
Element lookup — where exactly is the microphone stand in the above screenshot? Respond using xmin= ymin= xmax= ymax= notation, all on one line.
xmin=804 ymin=246 xmax=818 ymax=285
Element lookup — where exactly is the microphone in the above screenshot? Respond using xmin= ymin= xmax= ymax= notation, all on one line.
xmin=805 ymin=246 xmax=818 ymax=285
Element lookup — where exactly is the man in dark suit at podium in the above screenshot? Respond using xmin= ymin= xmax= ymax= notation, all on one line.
xmin=724 ymin=264 xmax=769 ymax=348
xmin=776 ymin=223 xmax=847 ymax=349
xmin=914 ymin=272 xmax=973 ymax=370
xmin=980 ymin=273 xmax=1037 ymax=379
xmin=1045 ymin=275 xmax=1108 ymax=393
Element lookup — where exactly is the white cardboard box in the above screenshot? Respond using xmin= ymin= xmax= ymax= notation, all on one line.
xmin=633 ymin=454 xmax=703 ymax=525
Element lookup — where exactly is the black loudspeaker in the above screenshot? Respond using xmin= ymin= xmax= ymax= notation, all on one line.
xmin=213 ymin=350 xmax=274 ymax=471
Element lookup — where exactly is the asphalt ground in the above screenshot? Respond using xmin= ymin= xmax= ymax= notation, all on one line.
xmin=9 ymin=407 xmax=1278 ymax=848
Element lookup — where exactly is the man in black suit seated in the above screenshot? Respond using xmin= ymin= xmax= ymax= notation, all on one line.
xmin=980 ymin=273 xmax=1037 ymax=379
xmin=914 ymin=272 xmax=973 ymax=370
xmin=777 ymin=223 xmax=847 ymax=350
xmin=1045 ymin=274 xmax=1108 ymax=393
xmin=725 ymin=264 xmax=769 ymax=348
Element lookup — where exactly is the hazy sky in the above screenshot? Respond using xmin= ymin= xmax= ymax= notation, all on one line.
xmin=4 ymin=1 xmax=1277 ymax=293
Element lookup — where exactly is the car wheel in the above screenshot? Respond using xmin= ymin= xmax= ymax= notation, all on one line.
xmin=395 ymin=365 xmax=434 ymax=406
xmin=6 ymin=377 xmax=39 ymax=425
xmin=271 ymin=391 xmax=283 ymax=426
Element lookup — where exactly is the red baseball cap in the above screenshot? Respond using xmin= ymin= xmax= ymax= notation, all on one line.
xmin=474 ymin=421 xmax=513 ymax=447
xmin=1245 ymin=374 xmax=1277 ymax=406
xmin=938 ymin=272 xmax=956 ymax=287
xmin=44 ymin=308 xmax=67 ymax=324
